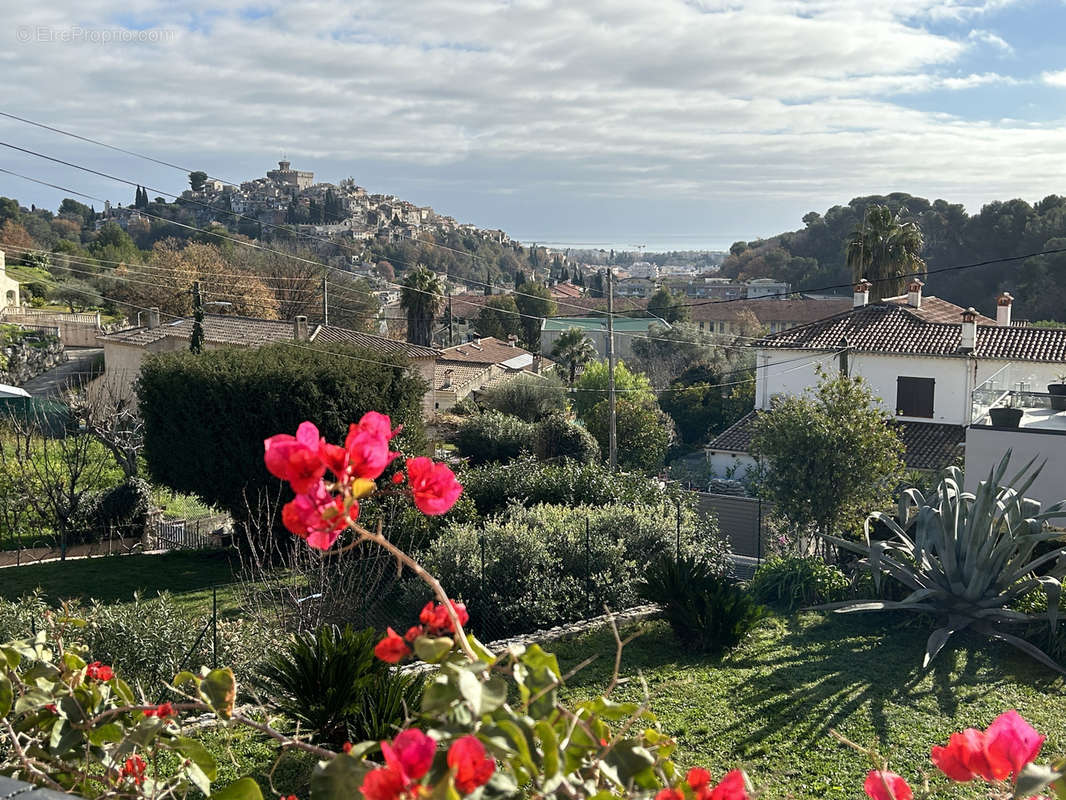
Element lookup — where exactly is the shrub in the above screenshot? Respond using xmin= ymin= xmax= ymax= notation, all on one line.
xmin=451 ymin=411 xmax=534 ymax=465
xmin=585 ymin=396 xmax=674 ymax=472
xmin=459 ymin=456 xmax=674 ymax=516
xmin=253 ymin=625 xmax=422 ymax=745
xmin=478 ymin=373 xmax=568 ymax=422
xmin=138 ymin=342 xmax=427 ymax=521
xmin=72 ymin=477 xmax=153 ymax=542
xmin=639 ymin=552 xmax=766 ymax=654
xmin=420 ymin=502 xmax=731 ymax=638
xmin=748 ymin=555 xmax=850 ymax=611
xmin=532 ymin=413 xmax=600 ymax=464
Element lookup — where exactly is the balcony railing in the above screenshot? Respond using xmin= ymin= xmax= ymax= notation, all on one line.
xmin=972 ymin=387 xmax=1066 ymax=431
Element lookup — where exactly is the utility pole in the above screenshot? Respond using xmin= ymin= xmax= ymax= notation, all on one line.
xmin=190 ymin=280 xmax=204 ymax=354
xmin=838 ymin=336 xmax=850 ymax=377
xmin=606 ymin=268 xmax=617 ymax=471
xmin=322 ymin=275 xmax=329 ymax=326
xmin=448 ymin=293 xmax=454 ymax=347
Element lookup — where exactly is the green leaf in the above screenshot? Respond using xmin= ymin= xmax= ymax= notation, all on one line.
xmin=201 ymin=667 xmax=236 ymax=719
xmin=310 ymin=754 xmax=371 ymax=800
xmin=176 ymin=737 xmax=219 ymax=782
xmin=422 ymin=677 xmax=460 ymax=714
xmin=534 ymin=720 xmax=560 ymax=779
xmin=0 ymin=672 xmax=11 ymax=718
xmin=212 ymin=777 xmax=265 ymax=800
xmin=520 ymin=645 xmax=561 ymax=680
xmin=414 ymin=636 xmax=455 ymax=664
xmin=88 ymin=722 xmax=124 ymax=746
xmin=1015 ymin=762 xmax=1064 ymax=799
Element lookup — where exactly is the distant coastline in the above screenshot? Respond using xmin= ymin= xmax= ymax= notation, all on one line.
xmin=515 ymin=237 xmax=732 ymax=254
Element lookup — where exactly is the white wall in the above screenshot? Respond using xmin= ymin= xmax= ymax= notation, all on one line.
xmin=964 ymin=427 xmax=1066 ymax=511
xmin=756 ymin=348 xmax=1066 ymax=426
xmin=707 ymin=451 xmax=759 ymax=482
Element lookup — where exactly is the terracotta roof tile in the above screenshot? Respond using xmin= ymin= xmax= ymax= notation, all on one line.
xmin=312 ymin=325 xmax=440 ymax=359
xmin=439 ymin=336 xmax=536 ymax=366
xmin=101 ymin=314 xmax=296 ymax=347
xmin=760 ymin=302 xmax=1066 ymax=362
xmin=689 ymin=298 xmax=852 ymax=324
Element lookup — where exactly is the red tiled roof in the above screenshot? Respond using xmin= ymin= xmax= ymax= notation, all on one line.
xmin=439 ymin=336 xmax=535 ymax=366
xmin=760 ymin=301 xmax=1066 ymax=362
xmin=102 ymin=314 xmax=296 ymax=347
xmin=550 ymin=282 xmax=584 ymax=299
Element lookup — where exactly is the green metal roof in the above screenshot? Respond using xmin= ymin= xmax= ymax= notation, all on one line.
xmin=541 ymin=316 xmax=666 ymax=333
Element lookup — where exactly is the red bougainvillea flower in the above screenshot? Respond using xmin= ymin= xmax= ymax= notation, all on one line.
xmin=264 ymin=422 xmax=327 ymax=494
xmin=932 ymin=729 xmax=996 ymax=782
xmin=383 ymin=729 xmax=436 ymax=783
xmin=984 ymin=710 xmax=1045 ymax=779
xmin=863 ymin=770 xmax=912 ymax=800
xmin=708 ymin=770 xmax=749 ymax=800
xmin=418 ymin=601 xmax=470 ymax=635
xmin=654 ymin=790 xmax=684 ymax=800
xmin=374 ymin=628 xmax=411 ymax=664
xmin=391 ymin=472 xmax=405 ymax=485
xmin=360 ymin=765 xmax=407 ymax=800
xmin=145 ymin=702 xmax=175 ymax=719
xmin=122 ymin=755 xmax=147 ymax=786
xmin=86 ymin=661 xmax=113 ymax=681
xmin=932 ymin=711 xmax=1044 ymax=784
xmin=687 ymin=768 xmax=713 ymax=793
xmin=281 ymin=481 xmax=354 ymax=550
xmin=404 ymin=625 xmax=424 ymax=643
xmin=447 ymin=735 xmax=495 ymax=794
xmin=406 ymin=457 xmax=462 ymax=515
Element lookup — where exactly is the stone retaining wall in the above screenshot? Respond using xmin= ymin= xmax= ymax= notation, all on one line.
xmin=0 ymin=334 xmax=65 ymax=386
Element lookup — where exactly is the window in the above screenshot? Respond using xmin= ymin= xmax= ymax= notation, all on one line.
xmin=896 ymin=376 xmax=935 ymax=418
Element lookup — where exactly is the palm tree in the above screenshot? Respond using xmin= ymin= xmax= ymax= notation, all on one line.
xmin=400 ymin=266 xmax=445 ymax=346
xmin=551 ymin=327 xmax=598 ymax=386
xmin=846 ymin=205 xmax=926 ymax=302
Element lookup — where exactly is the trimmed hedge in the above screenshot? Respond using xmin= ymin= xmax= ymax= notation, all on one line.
xmin=138 ymin=342 xmax=427 ymax=519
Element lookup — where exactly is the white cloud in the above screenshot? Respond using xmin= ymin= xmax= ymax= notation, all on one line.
xmin=1042 ymin=69 xmax=1066 ymax=87
xmin=967 ymin=28 xmax=1014 ymax=53
xmin=0 ymin=0 xmax=1061 ymax=239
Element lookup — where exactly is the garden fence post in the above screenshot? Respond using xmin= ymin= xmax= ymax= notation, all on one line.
xmin=585 ymin=516 xmax=591 ymax=617
xmin=212 ymin=586 xmax=218 ymax=669
xmin=757 ymin=499 xmax=763 ymax=563
xmin=676 ymin=499 xmax=682 ymax=560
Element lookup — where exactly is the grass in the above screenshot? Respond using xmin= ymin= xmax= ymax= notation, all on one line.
xmin=551 ymin=612 xmax=1066 ymax=800
xmin=0 ymin=549 xmax=243 ymax=616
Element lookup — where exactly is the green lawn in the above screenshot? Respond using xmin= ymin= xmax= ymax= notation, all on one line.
xmin=0 ymin=550 xmax=243 ymax=616
xmin=552 ymin=612 xmax=1066 ymax=800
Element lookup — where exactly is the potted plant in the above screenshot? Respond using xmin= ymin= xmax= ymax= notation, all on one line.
xmin=989 ymin=404 xmax=1023 ymax=427
xmin=1049 ymin=374 xmax=1066 ymax=411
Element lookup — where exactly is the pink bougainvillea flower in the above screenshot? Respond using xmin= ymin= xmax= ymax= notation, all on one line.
xmin=984 ymin=710 xmax=1045 ymax=780
xmin=360 ymin=765 xmax=406 ymax=800
xmin=343 ymin=413 xmax=399 ymax=481
xmin=383 ymin=729 xmax=436 ymax=783
xmin=374 ymin=628 xmax=411 ymax=664
xmin=863 ymin=770 xmax=912 ymax=800
xmin=86 ymin=661 xmax=113 ymax=681
xmin=281 ymin=481 xmax=354 ymax=550
xmin=406 ymin=457 xmax=462 ymax=515
xmin=404 ymin=625 xmax=424 ymax=643
xmin=264 ymin=422 xmax=326 ymax=494
xmin=708 ymin=770 xmax=749 ymax=800
xmin=447 ymin=735 xmax=495 ymax=794
xmin=654 ymin=790 xmax=684 ymax=800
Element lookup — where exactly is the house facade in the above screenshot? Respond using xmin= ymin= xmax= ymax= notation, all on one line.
xmin=707 ymin=280 xmax=1066 ymax=510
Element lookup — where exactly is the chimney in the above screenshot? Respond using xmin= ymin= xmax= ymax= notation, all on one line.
xmin=473 ymin=335 xmax=481 ymax=346
xmin=853 ymin=279 xmax=872 ymax=308
xmin=147 ymin=307 xmax=160 ymax=329
xmin=906 ymin=278 xmax=924 ymax=308
xmin=532 ymin=354 xmax=541 ymax=374
xmin=996 ymin=292 xmax=1013 ymax=327
xmin=294 ymin=315 xmax=309 ymax=341
xmin=507 ymin=334 xmax=517 ymax=347
xmin=960 ymin=308 xmax=977 ymax=352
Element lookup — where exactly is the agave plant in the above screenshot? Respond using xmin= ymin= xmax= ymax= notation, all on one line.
xmin=821 ymin=452 xmax=1066 ymax=671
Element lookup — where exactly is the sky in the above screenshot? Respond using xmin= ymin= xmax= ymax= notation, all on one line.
xmin=1 ymin=0 xmax=1065 ymax=251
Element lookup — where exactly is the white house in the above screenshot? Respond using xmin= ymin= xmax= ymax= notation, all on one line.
xmin=0 ymin=250 xmax=20 ymax=307
xmin=707 ymin=279 xmax=1066 ymax=510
